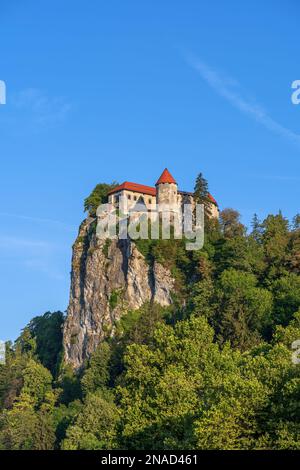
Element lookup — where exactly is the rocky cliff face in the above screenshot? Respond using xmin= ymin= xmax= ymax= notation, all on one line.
xmin=63 ymin=219 xmax=175 ymax=370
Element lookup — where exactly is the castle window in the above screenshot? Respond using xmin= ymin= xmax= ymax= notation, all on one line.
xmin=148 ymin=198 xmax=151 ymax=204
xmin=134 ymin=196 xmax=137 ymax=201
xmin=128 ymin=194 xmax=131 ymax=200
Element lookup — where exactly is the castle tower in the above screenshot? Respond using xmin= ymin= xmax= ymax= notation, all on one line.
xmin=155 ymin=168 xmax=178 ymax=213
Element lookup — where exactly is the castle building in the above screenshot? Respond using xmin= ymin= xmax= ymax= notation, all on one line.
xmin=107 ymin=169 xmax=219 ymax=218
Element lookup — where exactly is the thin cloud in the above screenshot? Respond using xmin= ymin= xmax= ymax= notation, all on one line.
xmin=185 ymin=53 xmax=300 ymax=146
xmin=0 ymin=88 xmax=72 ymax=134
xmin=0 ymin=235 xmax=65 ymax=280
xmin=0 ymin=212 xmax=74 ymax=232
xmin=12 ymin=88 xmax=72 ymax=124
xmin=0 ymin=235 xmax=50 ymax=250
xmin=23 ymin=258 xmax=65 ymax=281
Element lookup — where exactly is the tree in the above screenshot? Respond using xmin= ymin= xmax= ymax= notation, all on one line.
xmin=287 ymin=220 xmax=300 ymax=274
xmin=193 ymin=173 xmax=212 ymax=218
xmin=292 ymin=214 xmax=300 ymax=230
xmin=251 ymin=213 xmax=263 ymax=243
xmin=261 ymin=213 xmax=289 ymax=280
xmin=187 ymin=278 xmax=214 ymax=321
xmin=81 ymin=342 xmax=111 ymax=396
xmin=62 ymin=393 xmax=120 ymax=450
xmin=213 ymin=269 xmax=273 ymax=349
xmin=84 ymin=182 xmax=118 ymax=216
xmin=194 ymin=173 xmax=209 ymax=202
xmin=117 ymin=314 xmax=300 ymax=450
xmin=2 ymin=201 xmax=300 ymax=450
xmin=0 ymin=342 xmax=27 ymax=410
xmin=118 ymin=316 xmax=218 ymax=449
xmin=213 ymin=235 xmax=265 ymax=277
xmin=27 ymin=311 xmax=64 ymax=377
xmin=272 ymin=274 xmax=300 ymax=326
xmin=219 ymin=208 xmax=245 ymax=238
xmin=21 ymin=359 xmax=53 ymax=407
xmin=0 ymin=360 xmax=56 ymax=450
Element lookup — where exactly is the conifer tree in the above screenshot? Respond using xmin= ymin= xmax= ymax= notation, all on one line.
xmin=292 ymin=214 xmax=300 ymax=230
xmin=194 ymin=172 xmax=209 ymax=204
xmin=194 ymin=172 xmax=211 ymax=219
xmin=251 ymin=213 xmax=263 ymax=242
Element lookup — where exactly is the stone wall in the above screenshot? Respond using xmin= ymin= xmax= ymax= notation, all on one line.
xmin=108 ymin=190 xmax=155 ymax=213
xmin=156 ymin=182 xmax=178 ymax=212
xmin=108 ymin=186 xmax=219 ymax=218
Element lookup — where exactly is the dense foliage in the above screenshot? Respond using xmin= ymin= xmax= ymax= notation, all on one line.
xmin=1 ymin=179 xmax=300 ymax=450
xmin=84 ymin=182 xmax=118 ymax=216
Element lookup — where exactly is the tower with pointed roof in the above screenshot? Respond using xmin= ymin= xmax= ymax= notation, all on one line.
xmin=107 ymin=168 xmax=219 ymax=218
xmin=155 ymin=168 xmax=178 ymax=213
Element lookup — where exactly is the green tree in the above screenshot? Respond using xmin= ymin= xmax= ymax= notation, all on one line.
xmin=194 ymin=173 xmax=209 ymax=202
xmin=251 ymin=213 xmax=263 ymax=243
xmin=214 ymin=269 xmax=273 ymax=349
xmin=81 ymin=342 xmax=111 ymax=396
xmin=27 ymin=311 xmax=64 ymax=377
xmin=292 ymin=214 xmax=300 ymax=230
xmin=62 ymin=393 xmax=120 ymax=450
xmin=272 ymin=274 xmax=300 ymax=326
xmin=21 ymin=359 xmax=53 ymax=407
xmin=118 ymin=316 xmax=218 ymax=449
xmin=193 ymin=172 xmax=212 ymax=218
xmin=0 ymin=360 xmax=56 ymax=450
xmin=84 ymin=182 xmax=118 ymax=216
xmin=262 ymin=213 xmax=289 ymax=280
xmin=287 ymin=220 xmax=300 ymax=274
xmin=219 ymin=208 xmax=245 ymax=239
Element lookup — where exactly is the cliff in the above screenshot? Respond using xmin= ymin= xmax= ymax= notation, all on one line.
xmin=63 ymin=219 xmax=175 ymax=369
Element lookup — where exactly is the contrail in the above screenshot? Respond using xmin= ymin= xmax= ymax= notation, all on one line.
xmin=185 ymin=53 xmax=300 ymax=147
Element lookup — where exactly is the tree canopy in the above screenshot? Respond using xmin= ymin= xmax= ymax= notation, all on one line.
xmin=1 ymin=177 xmax=300 ymax=450
xmin=84 ymin=182 xmax=118 ymax=216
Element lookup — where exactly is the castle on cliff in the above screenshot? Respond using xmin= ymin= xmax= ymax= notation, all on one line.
xmin=107 ymin=168 xmax=219 ymax=218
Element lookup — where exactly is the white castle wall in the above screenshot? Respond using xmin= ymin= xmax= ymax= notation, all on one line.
xmin=108 ymin=186 xmax=219 ymax=218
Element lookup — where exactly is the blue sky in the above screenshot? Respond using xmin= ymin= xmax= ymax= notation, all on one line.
xmin=0 ymin=0 xmax=299 ymax=340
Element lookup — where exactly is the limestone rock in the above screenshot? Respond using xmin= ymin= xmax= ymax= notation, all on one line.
xmin=63 ymin=219 xmax=175 ymax=370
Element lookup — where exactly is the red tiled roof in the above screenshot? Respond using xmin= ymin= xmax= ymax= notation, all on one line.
xmin=107 ymin=173 xmax=218 ymax=206
xmin=208 ymin=193 xmax=218 ymax=206
xmin=155 ymin=168 xmax=177 ymax=185
xmin=107 ymin=182 xmax=156 ymax=196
